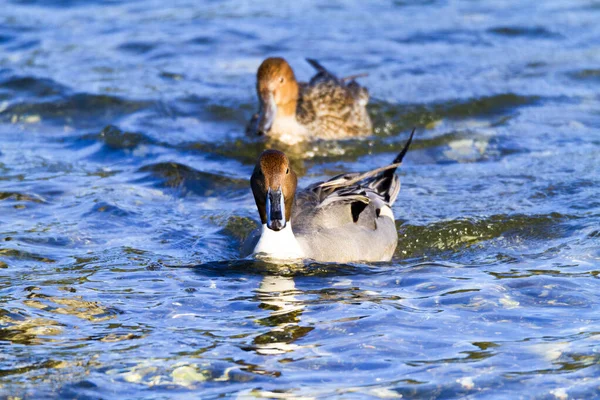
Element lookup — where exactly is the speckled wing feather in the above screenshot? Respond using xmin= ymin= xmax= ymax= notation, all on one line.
xmin=297 ymin=59 xmax=372 ymax=139
xmin=293 ymin=129 xmax=414 ymax=234
xmin=291 ymin=174 xmax=398 ymax=262
xmin=293 ymin=169 xmax=399 ymax=231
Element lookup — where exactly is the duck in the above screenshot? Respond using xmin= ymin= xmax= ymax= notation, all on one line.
xmin=246 ymin=57 xmax=372 ymax=144
xmin=245 ymin=129 xmax=415 ymax=263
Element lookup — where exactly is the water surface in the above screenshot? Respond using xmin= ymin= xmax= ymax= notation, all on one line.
xmin=0 ymin=0 xmax=599 ymax=398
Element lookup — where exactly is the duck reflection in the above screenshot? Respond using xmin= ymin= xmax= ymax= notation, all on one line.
xmin=250 ymin=275 xmax=313 ymax=355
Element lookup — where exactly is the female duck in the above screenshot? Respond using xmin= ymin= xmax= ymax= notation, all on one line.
xmin=246 ymin=57 xmax=372 ymax=144
xmin=246 ymin=129 xmax=415 ymax=263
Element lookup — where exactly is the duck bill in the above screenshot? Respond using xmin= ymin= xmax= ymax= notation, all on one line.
xmin=265 ymin=187 xmax=286 ymax=231
xmin=257 ymin=92 xmax=276 ymax=135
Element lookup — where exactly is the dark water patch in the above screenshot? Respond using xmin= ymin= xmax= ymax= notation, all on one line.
xmin=149 ymin=50 xmax=183 ymax=62
xmin=174 ymin=95 xmax=251 ymax=125
xmin=0 ymin=360 xmax=66 ymax=377
xmin=204 ymin=102 xmax=251 ymax=125
xmin=505 ymin=349 xmax=599 ymax=377
xmin=0 ymin=75 xmax=69 ymax=99
xmin=272 ymin=128 xmax=518 ymax=172
xmin=9 ymin=0 xmax=124 ymax=6
xmin=489 ymin=268 xmax=599 ymax=280
xmin=304 ymin=286 xmax=406 ymax=307
xmin=220 ymin=215 xmax=258 ymax=249
xmin=394 ymin=379 xmax=501 ymax=400
xmin=0 ymin=234 xmax=76 ymax=259
xmin=245 ymin=326 xmax=314 ymax=353
xmin=393 ymin=0 xmax=440 ymax=6
xmin=224 ymin=28 xmax=260 ymax=41
xmin=186 ymin=259 xmax=437 ymax=279
xmin=0 ymin=191 xmax=47 ymax=204
xmin=185 ymin=259 xmax=368 ymax=279
xmin=406 ymin=344 xmax=496 ymax=366
xmin=488 ymin=26 xmax=562 ymax=39
xmin=0 ymin=247 xmax=55 ymax=263
xmin=138 ymin=161 xmax=247 ymax=197
xmin=159 ymin=71 xmax=185 ymax=81
xmin=397 ymin=213 xmax=572 ymax=260
xmin=397 ymin=29 xmax=488 ymax=46
xmin=529 ymin=179 xmax=597 ymax=206
xmin=78 ymin=124 xmax=156 ymax=150
xmin=0 ymin=34 xmax=15 ymax=44
xmin=23 ymin=289 xmax=124 ymax=322
xmin=526 ymin=61 xmax=547 ymax=69
xmin=4 ymin=38 xmax=40 ymax=52
xmin=256 ymin=40 xmax=293 ymax=54
xmin=221 ymin=129 xmax=421 ymax=173
xmin=370 ymin=93 xmax=539 ymax=135
xmin=443 ymin=94 xmax=539 ymax=118
xmin=188 ymin=35 xmax=215 ymax=46
xmin=184 ymin=138 xmax=270 ymax=166
xmin=83 ymin=202 xmax=137 ymax=219
xmin=0 ymin=94 xmax=152 ymax=128
xmin=568 ymin=69 xmax=600 ymax=82
xmin=117 ymin=41 xmax=157 ymax=55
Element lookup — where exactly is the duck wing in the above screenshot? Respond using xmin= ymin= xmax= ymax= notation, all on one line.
xmin=295 ymin=59 xmax=372 ymax=138
xmin=293 ymin=129 xmax=415 ymax=230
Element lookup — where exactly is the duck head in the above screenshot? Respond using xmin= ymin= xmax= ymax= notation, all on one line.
xmin=255 ymin=57 xmax=299 ymax=135
xmin=251 ymin=150 xmax=297 ymax=231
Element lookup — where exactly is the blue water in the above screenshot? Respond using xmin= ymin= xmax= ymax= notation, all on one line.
xmin=0 ymin=0 xmax=599 ymax=398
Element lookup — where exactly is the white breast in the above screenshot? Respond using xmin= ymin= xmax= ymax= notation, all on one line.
xmin=253 ymin=224 xmax=305 ymax=260
xmin=270 ymin=116 xmax=309 ymax=145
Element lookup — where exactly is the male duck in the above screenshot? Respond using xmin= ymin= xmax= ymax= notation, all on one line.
xmin=246 ymin=57 xmax=372 ymax=144
xmin=245 ymin=129 xmax=415 ymax=263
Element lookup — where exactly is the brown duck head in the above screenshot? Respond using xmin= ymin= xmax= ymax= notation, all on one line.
xmin=255 ymin=57 xmax=300 ymax=135
xmin=250 ymin=149 xmax=298 ymax=231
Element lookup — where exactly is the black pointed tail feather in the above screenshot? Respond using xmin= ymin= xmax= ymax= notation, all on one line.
xmin=317 ymin=128 xmax=416 ymax=194
xmin=306 ymin=58 xmax=328 ymax=73
xmin=384 ymin=128 xmax=416 ymax=179
xmin=393 ymin=127 xmax=416 ymax=164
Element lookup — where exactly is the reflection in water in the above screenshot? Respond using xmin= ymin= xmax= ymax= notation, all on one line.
xmin=0 ymin=314 xmax=63 ymax=345
xmin=251 ymin=275 xmax=313 ymax=355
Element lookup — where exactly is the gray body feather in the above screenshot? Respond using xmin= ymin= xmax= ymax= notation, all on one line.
xmin=291 ymin=172 xmax=400 ymax=262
